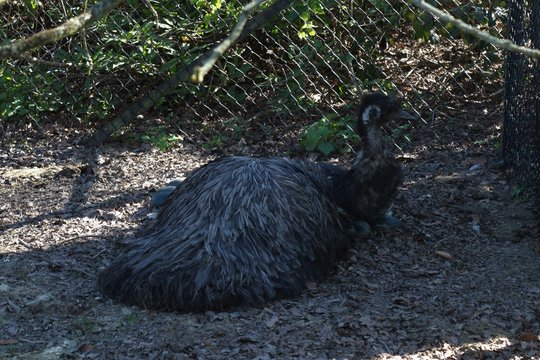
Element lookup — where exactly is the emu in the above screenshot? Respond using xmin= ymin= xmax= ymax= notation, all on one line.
xmin=97 ymin=93 xmax=410 ymax=312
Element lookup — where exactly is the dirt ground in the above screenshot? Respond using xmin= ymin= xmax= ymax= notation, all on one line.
xmin=1 ymin=100 xmax=539 ymax=360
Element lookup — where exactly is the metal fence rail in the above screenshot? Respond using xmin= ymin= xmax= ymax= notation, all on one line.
xmin=1 ymin=0 xmax=505 ymax=152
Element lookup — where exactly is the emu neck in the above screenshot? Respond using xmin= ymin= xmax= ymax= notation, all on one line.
xmin=365 ymin=127 xmax=383 ymax=154
xmin=333 ymin=133 xmax=401 ymax=224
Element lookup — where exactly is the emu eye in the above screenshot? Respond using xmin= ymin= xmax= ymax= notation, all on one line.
xmin=362 ymin=105 xmax=381 ymax=125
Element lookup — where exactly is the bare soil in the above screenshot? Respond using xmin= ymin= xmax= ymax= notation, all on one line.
xmin=1 ymin=102 xmax=539 ymax=360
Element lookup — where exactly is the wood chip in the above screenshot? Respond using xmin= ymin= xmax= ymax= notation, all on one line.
xmin=434 ymin=251 xmax=452 ymax=260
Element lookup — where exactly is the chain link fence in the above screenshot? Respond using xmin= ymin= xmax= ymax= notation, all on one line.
xmin=1 ymin=0 xmax=505 ymax=153
xmin=503 ymin=0 xmax=540 ymax=211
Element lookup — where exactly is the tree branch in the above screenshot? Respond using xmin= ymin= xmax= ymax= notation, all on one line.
xmin=410 ymin=0 xmax=540 ymax=58
xmin=0 ymin=0 xmax=124 ymax=59
xmin=191 ymin=0 xmax=266 ymax=83
xmin=87 ymin=0 xmax=291 ymax=146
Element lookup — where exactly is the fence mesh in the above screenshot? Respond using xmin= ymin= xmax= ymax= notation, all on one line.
xmin=1 ymin=0 xmax=505 ymax=154
xmin=503 ymin=0 xmax=540 ymax=211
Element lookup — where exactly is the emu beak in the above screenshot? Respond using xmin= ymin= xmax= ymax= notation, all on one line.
xmin=398 ymin=109 xmax=416 ymax=120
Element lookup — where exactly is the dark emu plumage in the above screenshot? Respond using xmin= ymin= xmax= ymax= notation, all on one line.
xmin=97 ymin=93 xmax=409 ymax=312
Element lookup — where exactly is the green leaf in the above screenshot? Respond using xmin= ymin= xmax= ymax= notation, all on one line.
xmin=317 ymin=126 xmax=331 ymax=138
xmin=318 ymin=142 xmax=335 ymax=155
xmin=304 ymin=127 xmax=322 ymax=151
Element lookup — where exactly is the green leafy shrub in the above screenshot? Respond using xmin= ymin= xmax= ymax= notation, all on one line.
xmin=301 ymin=113 xmax=358 ymax=155
xmin=0 ymin=0 xmax=503 ymax=155
xmin=124 ymin=126 xmax=183 ymax=151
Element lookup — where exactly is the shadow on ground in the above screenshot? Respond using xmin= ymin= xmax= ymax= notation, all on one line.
xmin=1 ymin=121 xmax=539 ymax=359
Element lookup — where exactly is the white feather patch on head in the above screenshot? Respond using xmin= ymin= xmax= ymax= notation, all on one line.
xmin=362 ymin=105 xmax=381 ymax=125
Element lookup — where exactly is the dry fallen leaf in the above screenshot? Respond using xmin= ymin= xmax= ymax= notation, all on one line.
xmin=434 ymin=251 xmax=452 ymax=260
xmin=78 ymin=343 xmax=95 ymax=353
xmin=0 ymin=339 xmax=17 ymax=345
xmin=518 ymin=330 xmax=539 ymax=342
xmin=266 ymin=316 xmax=279 ymax=328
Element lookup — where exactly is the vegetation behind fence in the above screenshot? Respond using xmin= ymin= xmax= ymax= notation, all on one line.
xmin=1 ymin=0 xmax=507 ymax=152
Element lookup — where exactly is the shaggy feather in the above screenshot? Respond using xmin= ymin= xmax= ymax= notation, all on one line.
xmin=97 ymin=93 xmax=405 ymax=311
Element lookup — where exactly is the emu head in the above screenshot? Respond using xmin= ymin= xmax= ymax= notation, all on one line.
xmin=355 ymin=93 xmax=413 ymax=154
xmin=357 ymin=93 xmax=403 ymax=133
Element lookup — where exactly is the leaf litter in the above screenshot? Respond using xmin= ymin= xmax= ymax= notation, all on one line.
xmin=1 ymin=97 xmax=539 ymax=359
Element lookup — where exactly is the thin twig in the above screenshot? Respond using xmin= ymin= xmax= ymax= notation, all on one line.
xmin=32 ymin=253 xmax=96 ymax=278
xmin=18 ymin=338 xmax=48 ymax=344
xmin=17 ymin=239 xmax=96 ymax=278
xmin=91 ymin=248 xmax=108 ymax=260
xmin=65 ymin=234 xmax=108 ymax=242
xmin=191 ymin=0 xmax=266 ymax=83
xmin=142 ymin=0 xmax=160 ymax=30
xmin=345 ymin=61 xmax=363 ymax=99
xmin=410 ymin=0 xmax=540 ymax=58
xmin=81 ymin=0 xmax=95 ymax=75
